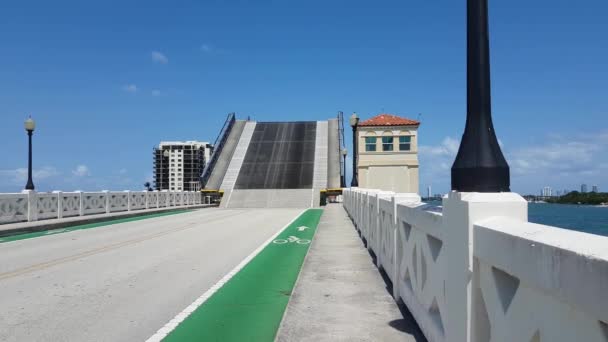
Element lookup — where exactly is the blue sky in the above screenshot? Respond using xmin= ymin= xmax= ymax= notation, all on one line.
xmin=1 ymin=0 xmax=607 ymax=194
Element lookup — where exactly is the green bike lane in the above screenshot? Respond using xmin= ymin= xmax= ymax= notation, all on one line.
xmin=159 ymin=208 xmax=324 ymax=342
xmin=0 ymin=209 xmax=192 ymax=244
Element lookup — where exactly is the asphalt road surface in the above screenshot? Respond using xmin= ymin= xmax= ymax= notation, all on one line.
xmin=0 ymin=208 xmax=302 ymax=342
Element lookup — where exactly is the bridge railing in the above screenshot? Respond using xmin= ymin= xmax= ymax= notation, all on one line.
xmin=343 ymin=188 xmax=608 ymax=342
xmin=201 ymin=112 xmax=236 ymax=188
xmin=0 ymin=190 xmax=203 ymax=224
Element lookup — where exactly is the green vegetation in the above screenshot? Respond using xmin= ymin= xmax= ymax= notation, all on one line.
xmin=547 ymin=191 xmax=608 ymax=205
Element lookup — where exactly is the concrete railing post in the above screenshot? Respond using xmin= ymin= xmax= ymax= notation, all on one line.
xmin=102 ymin=190 xmax=110 ymax=214
xmin=125 ymin=190 xmax=131 ymax=211
xmin=54 ymin=191 xmax=63 ymax=219
xmin=442 ymin=191 xmax=527 ymax=342
xmin=23 ymin=190 xmax=38 ymax=222
xmin=391 ymin=193 xmax=421 ymax=298
xmin=78 ymin=191 xmax=85 ymax=216
xmin=145 ymin=191 xmax=149 ymax=209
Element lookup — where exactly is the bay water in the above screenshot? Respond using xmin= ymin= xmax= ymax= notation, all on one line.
xmin=425 ymin=200 xmax=608 ymax=237
xmin=528 ymin=203 xmax=608 ymax=237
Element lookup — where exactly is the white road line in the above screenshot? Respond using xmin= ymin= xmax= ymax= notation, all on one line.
xmin=144 ymin=209 xmax=307 ymax=342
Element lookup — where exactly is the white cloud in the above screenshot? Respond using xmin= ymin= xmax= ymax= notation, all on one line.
xmin=151 ymin=89 xmax=161 ymax=97
xmin=122 ymin=84 xmax=138 ymax=93
xmin=200 ymin=44 xmax=212 ymax=52
xmin=419 ymin=137 xmax=459 ymax=157
xmin=507 ymin=132 xmax=608 ymax=180
xmin=72 ymin=165 xmax=90 ymax=177
xmin=418 ymin=137 xmax=460 ymax=194
xmin=151 ymin=51 xmax=168 ymax=64
xmin=200 ymin=44 xmax=225 ymax=54
xmin=0 ymin=166 xmax=60 ymax=190
xmin=418 ymin=131 xmax=608 ymax=194
xmin=0 ymin=166 xmax=60 ymax=182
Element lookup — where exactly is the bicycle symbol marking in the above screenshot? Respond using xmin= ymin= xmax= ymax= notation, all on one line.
xmin=273 ymin=236 xmax=311 ymax=245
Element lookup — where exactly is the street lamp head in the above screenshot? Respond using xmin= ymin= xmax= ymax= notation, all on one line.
xmin=349 ymin=113 xmax=359 ymax=127
xmin=24 ymin=116 xmax=35 ymax=132
xmin=341 ymin=148 xmax=347 ymax=156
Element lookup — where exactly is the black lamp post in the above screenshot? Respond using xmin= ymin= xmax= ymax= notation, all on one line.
xmin=350 ymin=113 xmax=359 ymax=187
xmin=341 ymin=148 xmax=347 ymax=188
xmin=24 ymin=116 xmax=36 ymax=190
xmin=451 ymin=0 xmax=510 ymax=192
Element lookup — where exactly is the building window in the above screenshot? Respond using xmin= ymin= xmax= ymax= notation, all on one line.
xmin=399 ymin=136 xmax=411 ymax=151
xmin=382 ymin=137 xmax=394 ymax=151
xmin=365 ymin=137 xmax=377 ymax=152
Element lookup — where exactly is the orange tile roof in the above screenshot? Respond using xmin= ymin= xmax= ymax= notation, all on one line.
xmin=358 ymin=113 xmax=420 ymax=127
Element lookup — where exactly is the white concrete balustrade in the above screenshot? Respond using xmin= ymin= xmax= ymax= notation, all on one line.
xmin=343 ymin=188 xmax=608 ymax=342
xmin=0 ymin=190 xmax=203 ymax=224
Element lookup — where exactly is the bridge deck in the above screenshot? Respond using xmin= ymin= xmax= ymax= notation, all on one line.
xmin=0 ymin=208 xmax=302 ymax=342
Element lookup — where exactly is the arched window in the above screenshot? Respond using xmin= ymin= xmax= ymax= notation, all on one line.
xmin=381 ymin=131 xmax=394 ymax=151
xmin=399 ymin=136 xmax=412 ymax=151
xmin=365 ymin=132 xmax=377 ymax=152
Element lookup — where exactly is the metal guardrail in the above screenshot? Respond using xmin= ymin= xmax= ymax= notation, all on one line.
xmin=201 ymin=113 xmax=236 ymax=187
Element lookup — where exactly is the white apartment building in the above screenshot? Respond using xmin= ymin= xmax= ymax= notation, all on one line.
xmin=154 ymin=141 xmax=212 ymax=191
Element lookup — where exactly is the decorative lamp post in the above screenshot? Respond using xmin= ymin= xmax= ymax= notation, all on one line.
xmin=349 ymin=113 xmax=359 ymax=187
xmin=24 ymin=116 xmax=36 ymax=190
xmin=451 ymin=0 xmax=510 ymax=192
xmin=341 ymin=148 xmax=347 ymax=188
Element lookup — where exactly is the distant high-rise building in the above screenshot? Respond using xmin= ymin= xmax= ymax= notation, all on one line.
xmin=542 ymin=186 xmax=552 ymax=197
xmin=427 ymin=186 xmax=432 ymax=199
xmin=581 ymin=184 xmax=588 ymax=193
xmin=153 ymin=141 xmax=213 ymax=191
xmin=555 ymin=190 xmax=561 ymax=197
xmin=592 ymin=185 xmax=599 ymax=193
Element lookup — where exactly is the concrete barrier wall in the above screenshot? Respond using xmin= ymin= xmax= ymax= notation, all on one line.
xmin=343 ymin=188 xmax=608 ymax=342
xmin=0 ymin=190 xmax=202 ymax=224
